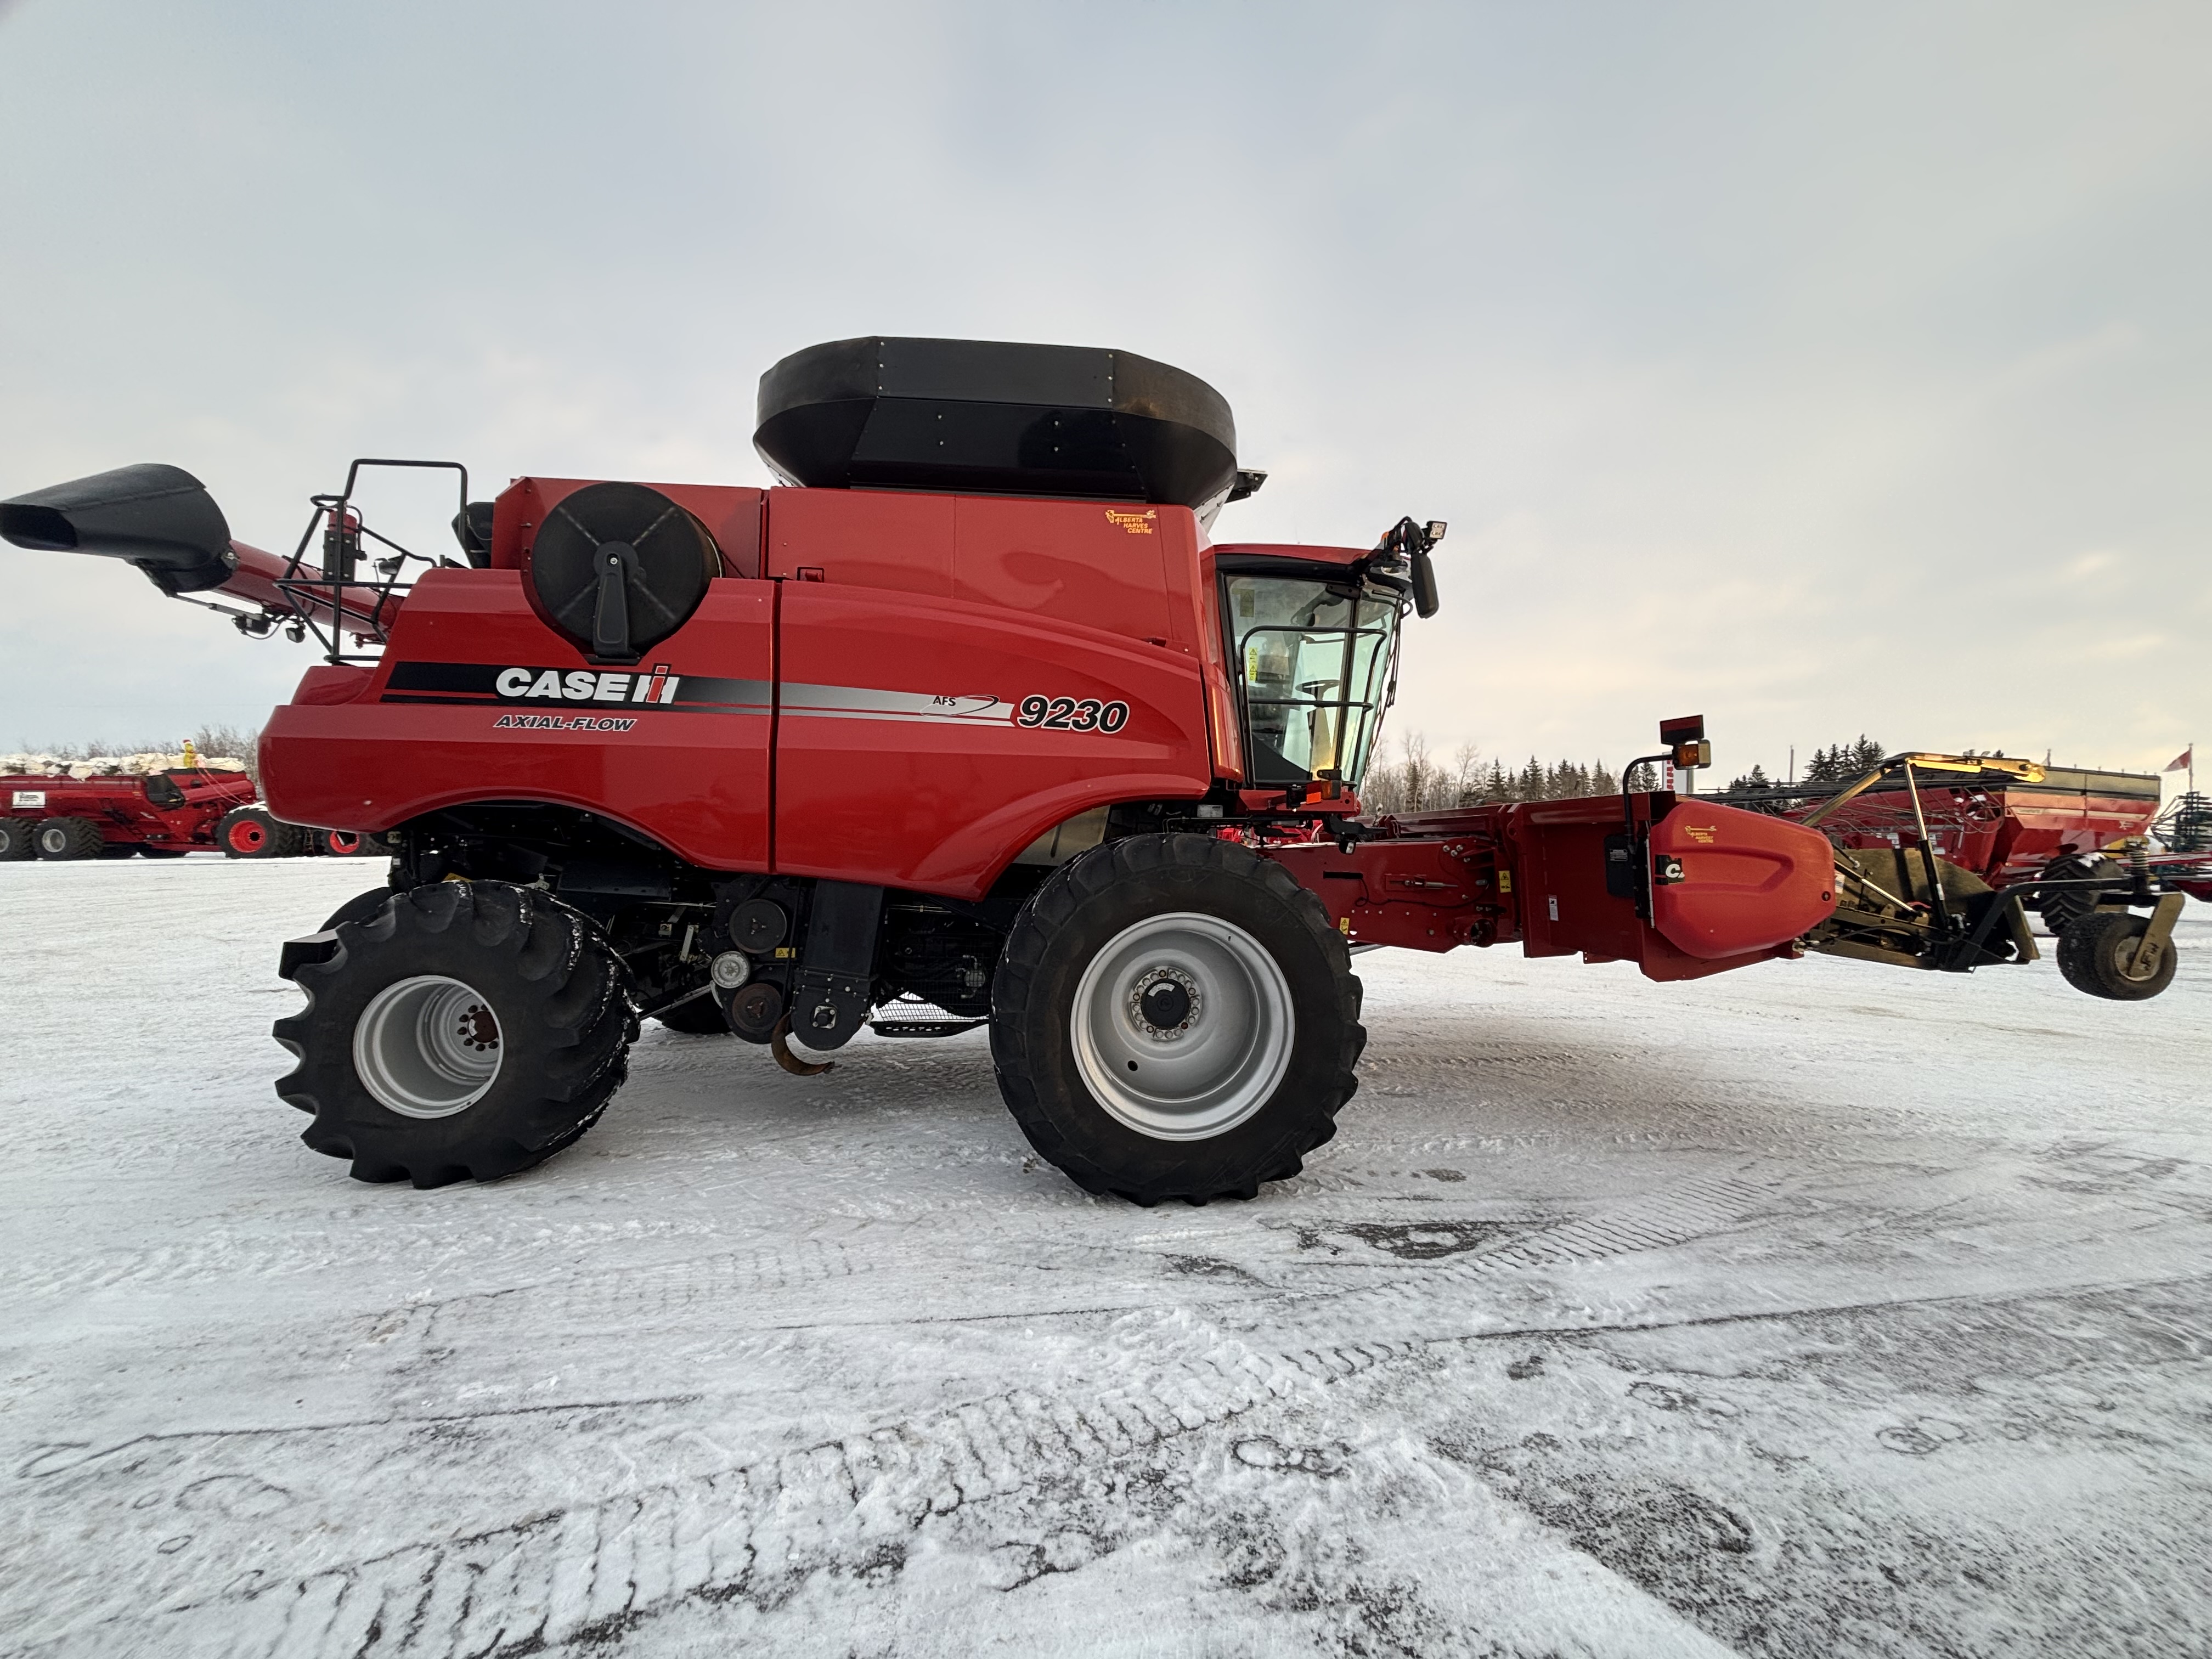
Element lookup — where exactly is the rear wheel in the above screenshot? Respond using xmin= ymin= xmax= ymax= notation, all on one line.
xmin=2057 ymin=909 xmax=2176 ymax=1001
xmin=33 ymin=817 xmax=105 ymax=860
xmin=274 ymin=881 xmax=635 ymax=1186
xmin=219 ymin=807 xmax=307 ymax=859
xmin=321 ymin=829 xmax=390 ymax=857
xmin=2036 ymin=854 xmax=2118 ymax=934
xmin=991 ymin=833 xmax=1363 ymax=1205
xmin=0 ymin=819 xmax=36 ymax=861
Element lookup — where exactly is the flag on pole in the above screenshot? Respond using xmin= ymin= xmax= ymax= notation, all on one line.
xmin=2165 ymin=747 xmax=2193 ymax=772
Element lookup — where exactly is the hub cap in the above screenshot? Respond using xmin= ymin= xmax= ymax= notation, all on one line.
xmin=1070 ymin=912 xmax=1294 ymax=1141
xmin=352 ymin=975 xmax=504 ymax=1119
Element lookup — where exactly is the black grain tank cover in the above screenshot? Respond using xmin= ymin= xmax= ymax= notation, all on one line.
xmin=754 ymin=337 xmax=1238 ymax=512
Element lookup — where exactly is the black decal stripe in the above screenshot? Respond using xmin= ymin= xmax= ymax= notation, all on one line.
xmin=386 ymin=661 xmax=504 ymax=694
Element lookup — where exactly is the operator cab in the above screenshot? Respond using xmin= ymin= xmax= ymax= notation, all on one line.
xmin=1214 ymin=518 xmax=1443 ymax=798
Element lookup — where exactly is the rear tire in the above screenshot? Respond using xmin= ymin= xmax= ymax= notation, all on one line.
xmin=321 ymin=829 xmax=390 ymax=857
xmin=2057 ymin=909 xmax=2176 ymax=1001
xmin=320 ymin=887 xmax=399 ymax=933
xmin=2037 ymin=854 xmax=2117 ymax=934
xmin=274 ymin=881 xmax=635 ymax=1187
xmin=0 ymin=819 xmax=37 ymax=861
xmin=219 ymin=807 xmax=308 ymax=859
xmin=33 ymin=817 xmax=105 ymax=860
xmin=991 ymin=833 xmax=1363 ymax=1205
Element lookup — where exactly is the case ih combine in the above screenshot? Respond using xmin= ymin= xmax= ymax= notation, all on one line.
xmin=0 ymin=337 xmax=2187 ymax=1203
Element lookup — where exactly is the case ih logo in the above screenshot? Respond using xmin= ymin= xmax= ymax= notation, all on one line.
xmin=379 ymin=661 xmax=770 ymax=714
xmin=1103 ymin=509 xmax=1157 ymax=534
xmin=493 ymin=664 xmax=681 ymax=704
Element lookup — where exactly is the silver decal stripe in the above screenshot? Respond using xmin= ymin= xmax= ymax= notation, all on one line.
xmin=779 ymin=686 xmax=1014 ymax=724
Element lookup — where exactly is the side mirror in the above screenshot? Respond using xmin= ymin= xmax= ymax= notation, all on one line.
xmin=1374 ymin=515 xmax=1444 ymax=618
xmin=1408 ymin=541 xmax=1440 ymax=618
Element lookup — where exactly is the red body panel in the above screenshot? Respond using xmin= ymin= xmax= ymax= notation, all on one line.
xmin=261 ymin=488 xmax=1218 ymax=894
xmin=263 ymin=569 xmax=776 ymax=867
xmin=1647 ymin=803 xmax=1838 ymax=960
xmin=768 ymin=584 xmax=1210 ymax=894
xmin=2 ymin=769 xmax=256 ymax=850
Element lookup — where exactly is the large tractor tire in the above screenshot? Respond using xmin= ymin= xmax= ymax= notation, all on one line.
xmin=219 ymin=807 xmax=309 ymax=859
xmin=320 ymin=887 xmax=400 ymax=932
xmin=2036 ymin=854 xmax=2118 ymax=935
xmin=653 ymin=994 xmax=732 ymax=1035
xmin=33 ymin=816 xmax=106 ymax=860
xmin=2057 ymin=910 xmax=2177 ymax=1001
xmin=991 ymin=833 xmax=1364 ymax=1206
xmin=0 ymin=819 xmax=35 ymax=861
xmin=274 ymin=881 xmax=635 ymax=1187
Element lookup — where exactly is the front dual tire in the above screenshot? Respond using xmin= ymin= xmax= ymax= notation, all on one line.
xmin=992 ymin=834 xmax=1365 ymax=1205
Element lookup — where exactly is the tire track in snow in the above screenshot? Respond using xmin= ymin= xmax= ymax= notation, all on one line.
xmin=2 ymin=1222 xmax=862 ymax=1309
xmin=10 ymin=1174 xmax=1775 ymax=1657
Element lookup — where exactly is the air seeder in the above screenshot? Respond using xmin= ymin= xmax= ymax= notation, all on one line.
xmin=1 ymin=338 xmax=2171 ymax=1203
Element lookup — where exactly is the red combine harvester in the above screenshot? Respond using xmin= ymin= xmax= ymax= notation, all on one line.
xmin=0 ymin=337 xmax=2180 ymax=1204
xmin=0 ymin=765 xmax=257 ymax=860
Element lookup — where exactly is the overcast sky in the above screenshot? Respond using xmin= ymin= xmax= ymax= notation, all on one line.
xmin=3 ymin=2 xmax=2206 ymax=790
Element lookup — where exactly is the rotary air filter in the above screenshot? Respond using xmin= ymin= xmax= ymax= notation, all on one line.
xmin=527 ymin=482 xmax=721 ymax=661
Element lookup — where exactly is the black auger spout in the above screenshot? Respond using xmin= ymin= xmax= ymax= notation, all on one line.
xmin=0 ymin=462 xmax=237 ymax=594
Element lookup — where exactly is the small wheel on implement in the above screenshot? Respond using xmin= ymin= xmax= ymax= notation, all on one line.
xmin=653 ymin=994 xmax=732 ymax=1035
xmin=990 ymin=833 xmax=1364 ymax=1206
xmin=2036 ymin=854 xmax=2118 ymax=935
xmin=2057 ymin=909 xmax=2176 ymax=1001
xmin=33 ymin=816 xmax=105 ymax=860
xmin=219 ymin=807 xmax=304 ymax=859
xmin=274 ymin=880 xmax=636 ymax=1187
xmin=0 ymin=819 xmax=36 ymax=861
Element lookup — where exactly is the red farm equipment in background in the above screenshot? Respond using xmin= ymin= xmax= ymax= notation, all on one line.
xmin=1 ymin=763 xmax=388 ymax=861
xmin=0 ymin=336 xmax=2182 ymax=1206
xmin=0 ymin=765 xmax=257 ymax=861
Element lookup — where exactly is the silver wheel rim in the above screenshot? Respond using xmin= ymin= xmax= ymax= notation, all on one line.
xmin=352 ymin=974 xmax=504 ymax=1119
xmin=1070 ymin=911 xmax=1295 ymax=1141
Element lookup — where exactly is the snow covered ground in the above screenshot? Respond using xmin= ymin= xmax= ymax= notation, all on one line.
xmin=2 ymin=855 xmax=2207 ymax=1658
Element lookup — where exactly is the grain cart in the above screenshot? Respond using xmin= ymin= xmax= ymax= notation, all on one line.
xmin=0 ymin=763 xmax=256 ymax=860
xmin=0 ymin=337 xmax=2134 ymax=1204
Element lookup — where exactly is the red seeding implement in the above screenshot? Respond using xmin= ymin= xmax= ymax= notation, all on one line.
xmin=0 ymin=765 xmax=384 ymax=861
xmin=0 ymin=338 xmax=2186 ymax=1203
xmin=0 ymin=765 xmax=256 ymax=860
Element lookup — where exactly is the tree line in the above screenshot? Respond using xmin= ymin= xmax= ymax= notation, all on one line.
xmin=1361 ymin=732 xmax=1654 ymax=815
xmin=1718 ymin=735 xmax=1885 ymax=796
